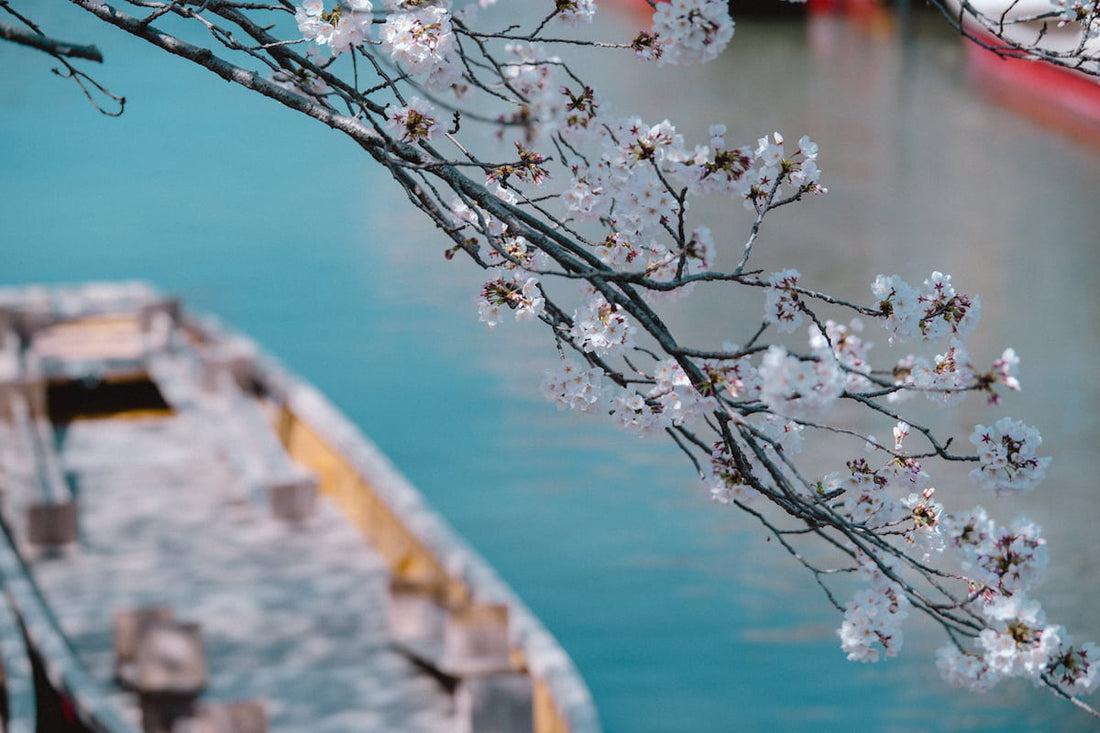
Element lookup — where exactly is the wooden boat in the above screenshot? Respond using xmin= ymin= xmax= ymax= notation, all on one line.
xmin=0 ymin=282 xmax=600 ymax=733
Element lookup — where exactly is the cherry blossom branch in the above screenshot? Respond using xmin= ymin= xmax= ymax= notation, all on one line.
xmin=37 ymin=0 xmax=1100 ymax=716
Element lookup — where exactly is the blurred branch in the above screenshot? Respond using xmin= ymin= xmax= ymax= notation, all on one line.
xmin=0 ymin=20 xmax=103 ymax=61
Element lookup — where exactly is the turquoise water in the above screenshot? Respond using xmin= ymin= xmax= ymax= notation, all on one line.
xmin=3 ymin=5 xmax=1100 ymax=731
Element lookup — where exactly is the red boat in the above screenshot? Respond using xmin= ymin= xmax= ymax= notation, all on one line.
xmin=963 ymin=21 xmax=1100 ymax=143
xmin=613 ymin=0 xmax=1100 ymax=142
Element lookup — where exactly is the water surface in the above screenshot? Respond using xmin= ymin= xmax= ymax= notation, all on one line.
xmin=2 ymin=5 xmax=1099 ymax=731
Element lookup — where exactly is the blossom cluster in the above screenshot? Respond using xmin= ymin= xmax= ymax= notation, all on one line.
xmin=889 ymin=341 xmax=1021 ymax=406
xmin=381 ymin=6 xmax=463 ymax=90
xmin=821 ymin=424 xmax=931 ymax=529
xmin=296 ymin=0 xmax=375 ymax=56
xmin=943 ymin=508 xmax=1047 ymax=594
xmin=553 ymin=0 xmax=597 ymax=27
xmin=1049 ymin=0 xmax=1100 ymax=33
xmin=899 ymin=487 xmax=945 ymax=561
xmin=454 ymin=178 xmax=561 ymax=332
xmin=570 ymin=294 xmax=634 ymax=356
xmin=297 ymin=0 xmax=463 ymax=90
xmin=540 ymin=357 xmax=605 ymax=414
xmin=558 ymin=119 xmax=823 ymax=298
xmin=838 ymin=558 xmax=911 ymax=663
xmin=933 ymin=508 xmax=1097 ymax=694
xmin=477 ymin=271 xmax=545 ymax=328
xmin=867 ymin=270 xmax=1023 ymax=411
xmin=979 ymin=594 xmax=1062 ymax=679
xmin=541 ymin=355 xmax=724 ymax=438
xmin=384 ymin=96 xmax=442 ymax=142
xmin=763 ymin=268 xmax=803 ymax=333
xmin=807 ymin=318 xmax=872 ymax=391
xmin=747 ymin=132 xmax=824 ymax=205
xmin=757 ymin=344 xmax=845 ymax=420
xmin=936 ymin=593 xmax=1098 ymax=696
xmin=872 ymin=271 xmax=981 ymax=345
xmin=968 ymin=417 xmax=1051 ymax=494
xmin=650 ymin=0 xmax=736 ymax=65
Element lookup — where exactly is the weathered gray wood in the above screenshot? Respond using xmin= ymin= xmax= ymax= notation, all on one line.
xmin=138 ymin=301 xmax=179 ymax=357
xmin=135 ymin=622 xmax=206 ymax=696
xmin=267 ymin=475 xmax=317 ymax=523
xmin=456 ymin=673 xmax=534 ymax=733
xmin=25 ymin=502 xmax=77 ymax=548
xmin=0 ymin=326 xmax=20 ymax=421
xmin=388 ymin=580 xmax=447 ymax=647
xmin=114 ymin=607 xmax=174 ymax=690
xmin=149 ymin=340 xmax=319 ymax=522
xmin=390 ymin=591 xmax=518 ymax=679
xmin=442 ymin=604 xmax=515 ymax=677
xmin=134 ymin=620 xmax=207 ymax=733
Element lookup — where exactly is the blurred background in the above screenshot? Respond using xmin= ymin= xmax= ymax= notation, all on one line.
xmin=2 ymin=2 xmax=1099 ymax=730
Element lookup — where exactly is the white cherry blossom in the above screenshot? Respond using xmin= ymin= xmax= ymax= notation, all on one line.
xmin=541 ymin=358 xmax=605 ymax=414
xmin=979 ymin=594 xmax=1062 ymax=680
xmin=758 ymin=344 xmax=845 ymax=421
xmin=969 ymin=417 xmax=1051 ymax=494
xmin=554 ymin=0 xmax=597 ymax=26
xmin=763 ymin=268 xmax=803 ymax=333
xmin=651 ymin=0 xmax=735 ymax=66
xmin=936 ymin=645 xmax=1002 ymax=692
xmin=384 ymin=96 xmax=442 ymax=142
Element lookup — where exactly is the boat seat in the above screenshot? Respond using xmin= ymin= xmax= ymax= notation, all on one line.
xmin=388 ymin=580 xmax=535 ymax=730
xmin=389 ymin=579 xmax=517 ymax=676
xmin=389 ymin=581 xmax=534 ymax=726
xmin=456 ymin=672 xmax=535 ymax=733
xmin=114 ymin=606 xmax=175 ymax=690
xmin=114 ymin=606 xmax=208 ymax=733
